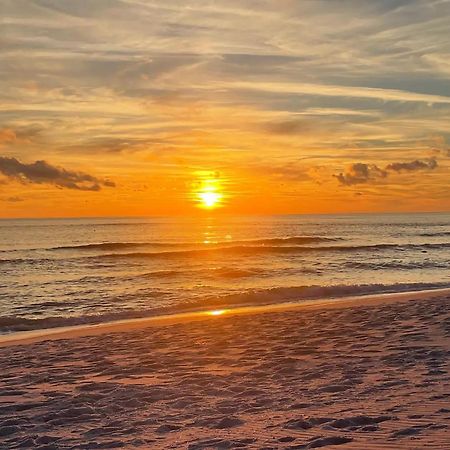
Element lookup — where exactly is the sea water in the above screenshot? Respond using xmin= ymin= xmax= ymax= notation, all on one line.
xmin=0 ymin=213 xmax=449 ymax=333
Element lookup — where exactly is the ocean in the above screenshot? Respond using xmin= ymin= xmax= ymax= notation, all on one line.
xmin=1 ymin=213 xmax=449 ymax=334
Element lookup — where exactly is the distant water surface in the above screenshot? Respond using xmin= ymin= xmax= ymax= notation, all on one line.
xmin=1 ymin=213 xmax=449 ymax=333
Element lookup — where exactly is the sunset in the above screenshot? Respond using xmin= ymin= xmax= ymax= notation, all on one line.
xmin=194 ymin=173 xmax=224 ymax=209
xmin=1 ymin=0 xmax=450 ymax=217
xmin=1 ymin=1 xmax=449 ymax=449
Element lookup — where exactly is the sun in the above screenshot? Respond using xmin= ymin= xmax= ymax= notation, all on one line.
xmin=193 ymin=172 xmax=225 ymax=209
xmin=198 ymin=191 xmax=222 ymax=208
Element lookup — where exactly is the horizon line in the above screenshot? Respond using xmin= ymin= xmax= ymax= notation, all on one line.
xmin=1 ymin=210 xmax=449 ymax=221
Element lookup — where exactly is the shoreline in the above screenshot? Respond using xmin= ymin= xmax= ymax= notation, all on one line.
xmin=1 ymin=286 xmax=449 ymax=448
xmin=2 ymin=286 xmax=450 ymax=348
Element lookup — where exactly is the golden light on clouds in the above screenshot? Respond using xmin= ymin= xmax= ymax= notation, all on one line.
xmin=0 ymin=1 xmax=449 ymax=217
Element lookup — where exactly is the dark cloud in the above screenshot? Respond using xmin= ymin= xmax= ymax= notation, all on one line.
xmin=385 ymin=158 xmax=438 ymax=172
xmin=263 ymin=120 xmax=313 ymax=135
xmin=0 ymin=157 xmax=115 ymax=191
xmin=3 ymin=196 xmax=23 ymax=202
xmin=335 ymin=158 xmax=439 ymax=186
xmin=334 ymin=163 xmax=387 ymax=186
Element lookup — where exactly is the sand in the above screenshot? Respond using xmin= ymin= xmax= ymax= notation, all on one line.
xmin=0 ymin=290 xmax=449 ymax=449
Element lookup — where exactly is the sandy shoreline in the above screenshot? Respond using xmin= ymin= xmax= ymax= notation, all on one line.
xmin=2 ymin=287 xmax=450 ymax=348
xmin=1 ymin=289 xmax=449 ymax=449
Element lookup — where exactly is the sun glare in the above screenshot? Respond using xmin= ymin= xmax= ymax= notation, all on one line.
xmin=199 ymin=191 xmax=221 ymax=208
xmin=193 ymin=172 xmax=225 ymax=209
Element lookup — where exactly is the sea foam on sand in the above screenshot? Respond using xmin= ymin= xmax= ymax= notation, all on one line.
xmin=0 ymin=290 xmax=449 ymax=449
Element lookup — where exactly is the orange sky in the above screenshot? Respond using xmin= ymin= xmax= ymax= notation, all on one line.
xmin=1 ymin=1 xmax=449 ymax=218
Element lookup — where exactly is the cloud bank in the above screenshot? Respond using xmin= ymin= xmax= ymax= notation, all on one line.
xmin=334 ymin=163 xmax=388 ymax=186
xmin=0 ymin=157 xmax=115 ymax=191
xmin=335 ymin=158 xmax=438 ymax=186
xmin=386 ymin=158 xmax=438 ymax=172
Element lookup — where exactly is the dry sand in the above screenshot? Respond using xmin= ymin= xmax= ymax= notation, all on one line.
xmin=0 ymin=290 xmax=449 ymax=449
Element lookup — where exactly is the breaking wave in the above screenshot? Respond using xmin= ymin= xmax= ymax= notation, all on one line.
xmin=1 ymin=282 xmax=448 ymax=333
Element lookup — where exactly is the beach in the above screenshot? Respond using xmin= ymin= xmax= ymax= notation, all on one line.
xmin=1 ymin=289 xmax=449 ymax=449
xmin=2 ymin=0 xmax=450 ymax=447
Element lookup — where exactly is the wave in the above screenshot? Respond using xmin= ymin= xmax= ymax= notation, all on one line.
xmin=49 ymin=267 xmax=262 ymax=285
xmin=418 ymin=231 xmax=450 ymax=237
xmin=187 ymin=281 xmax=450 ymax=311
xmin=2 ymin=241 xmax=449 ymax=265
xmin=134 ymin=267 xmax=261 ymax=279
xmin=138 ymin=267 xmax=262 ymax=279
xmin=53 ymin=242 xmax=163 ymax=251
xmin=238 ymin=236 xmax=338 ymax=245
xmin=87 ymin=242 xmax=450 ymax=260
xmin=50 ymin=236 xmax=336 ymax=251
xmin=1 ymin=282 xmax=449 ymax=333
xmin=0 ymin=257 xmax=54 ymax=266
xmin=346 ymin=260 xmax=450 ymax=270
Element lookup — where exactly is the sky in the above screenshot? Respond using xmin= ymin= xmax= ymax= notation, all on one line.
xmin=1 ymin=0 xmax=449 ymax=217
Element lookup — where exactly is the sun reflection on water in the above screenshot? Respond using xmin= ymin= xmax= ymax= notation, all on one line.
xmin=207 ymin=309 xmax=227 ymax=316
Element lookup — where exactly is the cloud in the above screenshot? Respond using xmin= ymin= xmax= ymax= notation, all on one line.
xmin=0 ymin=126 xmax=45 ymax=149
xmin=0 ymin=157 xmax=115 ymax=191
xmin=230 ymin=81 xmax=450 ymax=105
xmin=252 ymin=162 xmax=312 ymax=182
xmin=334 ymin=163 xmax=387 ymax=186
xmin=262 ymin=119 xmax=313 ymax=135
xmin=335 ymin=158 xmax=439 ymax=186
xmin=0 ymin=128 xmax=17 ymax=146
xmin=385 ymin=158 xmax=438 ymax=172
xmin=2 ymin=196 xmax=23 ymax=203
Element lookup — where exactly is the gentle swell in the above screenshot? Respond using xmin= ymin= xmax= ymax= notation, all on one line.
xmin=135 ymin=267 xmax=262 ymax=279
xmin=2 ymin=241 xmax=448 ymax=265
xmin=1 ymin=282 xmax=448 ymax=333
xmin=418 ymin=231 xmax=450 ymax=237
xmin=346 ymin=260 xmax=450 ymax=270
xmin=54 ymin=242 xmax=165 ymax=251
xmin=238 ymin=236 xmax=338 ymax=245
xmin=88 ymin=242 xmax=450 ymax=260
xmin=50 ymin=236 xmax=336 ymax=251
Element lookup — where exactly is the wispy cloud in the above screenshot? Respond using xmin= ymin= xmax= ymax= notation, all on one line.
xmin=228 ymin=81 xmax=450 ymax=105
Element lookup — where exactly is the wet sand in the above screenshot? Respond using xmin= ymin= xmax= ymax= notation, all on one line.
xmin=1 ymin=290 xmax=449 ymax=449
